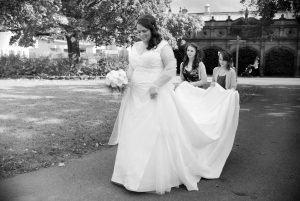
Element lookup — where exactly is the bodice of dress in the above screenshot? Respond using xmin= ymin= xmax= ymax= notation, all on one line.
xmin=217 ymin=75 xmax=226 ymax=89
xmin=182 ymin=67 xmax=199 ymax=82
xmin=129 ymin=41 xmax=168 ymax=85
xmin=127 ymin=40 xmax=178 ymax=90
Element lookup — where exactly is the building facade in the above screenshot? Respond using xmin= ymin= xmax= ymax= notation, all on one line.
xmin=183 ymin=6 xmax=299 ymax=77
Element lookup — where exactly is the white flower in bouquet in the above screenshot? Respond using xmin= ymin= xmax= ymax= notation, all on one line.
xmin=105 ymin=69 xmax=128 ymax=93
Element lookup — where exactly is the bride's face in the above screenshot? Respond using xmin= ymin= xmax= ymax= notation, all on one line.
xmin=137 ymin=24 xmax=151 ymax=43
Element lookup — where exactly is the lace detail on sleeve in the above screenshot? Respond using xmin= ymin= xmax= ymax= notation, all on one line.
xmin=154 ymin=40 xmax=168 ymax=53
xmin=152 ymin=41 xmax=177 ymax=88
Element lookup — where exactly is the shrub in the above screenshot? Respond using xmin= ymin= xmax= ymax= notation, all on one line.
xmin=97 ymin=57 xmax=128 ymax=76
xmin=0 ymin=54 xmax=129 ymax=78
xmin=265 ymin=48 xmax=295 ymax=76
xmin=0 ymin=54 xmax=24 ymax=78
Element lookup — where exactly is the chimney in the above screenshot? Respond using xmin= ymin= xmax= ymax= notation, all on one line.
xmin=205 ymin=4 xmax=210 ymax=14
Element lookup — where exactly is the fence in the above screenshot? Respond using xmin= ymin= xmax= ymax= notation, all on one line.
xmin=0 ymin=48 xmax=30 ymax=58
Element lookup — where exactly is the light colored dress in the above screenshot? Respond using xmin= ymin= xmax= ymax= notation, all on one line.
xmin=108 ymin=40 xmax=240 ymax=194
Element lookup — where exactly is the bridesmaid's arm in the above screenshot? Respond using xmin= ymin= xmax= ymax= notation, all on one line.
xmin=190 ymin=62 xmax=207 ymax=87
xmin=229 ymin=69 xmax=237 ymax=90
xmin=210 ymin=67 xmax=217 ymax=87
xmin=179 ymin=62 xmax=184 ymax=82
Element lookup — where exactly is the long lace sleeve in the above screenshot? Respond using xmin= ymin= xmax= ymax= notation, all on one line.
xmin=151 ymin=44 xmax=177 ymax=88
xmin=126 ymin=46 xmax=134 ymax=81
xmin=126 ymin=63 xmax=134 ymax=81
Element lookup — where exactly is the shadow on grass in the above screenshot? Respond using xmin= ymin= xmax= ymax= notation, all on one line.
xmin=0 ymin=84 xmax=121 ymax=178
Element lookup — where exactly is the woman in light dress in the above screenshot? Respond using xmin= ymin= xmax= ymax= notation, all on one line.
xmin=108 ymin=14 xmax=240 ymax=194
xmin=211 ymin=50 xmax=237 ymax=90
xmin=180 ymin=43 xmax=207 ymax=87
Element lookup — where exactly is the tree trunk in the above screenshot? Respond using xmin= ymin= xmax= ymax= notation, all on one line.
xmin=65 ymin=32 xmax=80 ymax=75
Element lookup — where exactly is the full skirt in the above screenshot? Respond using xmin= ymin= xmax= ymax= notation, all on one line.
xmin=109 ymin=81 xmax=240 ymax=194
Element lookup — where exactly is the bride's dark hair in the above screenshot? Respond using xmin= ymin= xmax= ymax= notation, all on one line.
xmin=137 ymin=14 xmax=162 ymax=50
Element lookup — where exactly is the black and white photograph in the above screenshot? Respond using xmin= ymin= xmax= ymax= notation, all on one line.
xmin=0 ymin=0 xmax=299 ymax=200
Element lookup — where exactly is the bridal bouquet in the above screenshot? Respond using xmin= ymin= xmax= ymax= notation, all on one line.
xmin=105 ymin=69 xmax=128 ymax=95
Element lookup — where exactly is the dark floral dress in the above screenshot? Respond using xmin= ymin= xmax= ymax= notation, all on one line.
xmin=182 ymin=67 xmax=199 ymax=82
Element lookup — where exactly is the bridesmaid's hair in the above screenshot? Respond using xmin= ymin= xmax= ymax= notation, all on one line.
xmin=137 ymin=14 xmax=162 ymax=50
xmin=182 ymin=43 xmax=204 ymax=70
xmin=219 ymin=50 xmax=232 ymax=70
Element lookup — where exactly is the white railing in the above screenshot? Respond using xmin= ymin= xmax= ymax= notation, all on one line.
xmin=0 ymin=47 xmax=30 ymax=58
xmin=0 ymin=46 xmax=127 ymax=59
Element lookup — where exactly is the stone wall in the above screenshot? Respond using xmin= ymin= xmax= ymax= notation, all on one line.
xmin=185 ymin=16 xmax=300 ymax=77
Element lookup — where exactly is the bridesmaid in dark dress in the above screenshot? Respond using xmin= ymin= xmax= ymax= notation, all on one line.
xmin=179 ymin=43 xmax=207 ymax=87
xmin=211 ymin=50 xmax=237 ymax=90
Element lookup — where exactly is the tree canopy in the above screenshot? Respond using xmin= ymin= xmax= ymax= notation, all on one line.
xmin=240 ymin=0 xmax=300 ymax=24
xmin=0 ymin=0 xmax=203 ymax=48
xmin=0 ymin=0 xmax=203 ymax=74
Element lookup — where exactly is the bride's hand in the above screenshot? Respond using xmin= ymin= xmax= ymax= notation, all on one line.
xmin=210 ymin=82 xmax=216 ymax=87
xmin=149 ymin=86 xmax=158 ymax=99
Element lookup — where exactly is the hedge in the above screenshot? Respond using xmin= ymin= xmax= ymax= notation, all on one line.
xmin=265 ymin=48 xmax=295 ymax=77
xmin=0 ymin=54 xmax=129 ymax=79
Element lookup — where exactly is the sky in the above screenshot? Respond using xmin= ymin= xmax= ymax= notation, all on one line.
xmin=170 ymin=0 xmax=245 ymax=13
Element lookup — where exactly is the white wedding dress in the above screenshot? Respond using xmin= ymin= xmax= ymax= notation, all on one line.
xmin=108 ymin=40 xmax=240 ymax=194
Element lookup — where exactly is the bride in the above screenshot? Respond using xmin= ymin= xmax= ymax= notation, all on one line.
xmin=108 ymin=14 xmax=240 ymax=194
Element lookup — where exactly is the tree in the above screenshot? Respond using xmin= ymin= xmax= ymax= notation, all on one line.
xmin=87 ymin=0 xmax=173 ymax=46
xmin=0 ymin=0 xmax=65 ymax=46
xmin=0 ymin=0 xmax=78 ymax=72
xmin=240 ymin=0 xmax=300 ymax=24
xmin=0 ymin=0 xmax=203 ymax=74
xmin=164 ymin=13 xmax=204 ymax=47
xmin=163 ymin=12 xmax=203 ymax=73
xmin=1 ymin=1 xmax=171 ymax=69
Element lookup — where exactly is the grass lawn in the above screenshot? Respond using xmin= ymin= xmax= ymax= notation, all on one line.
xmin=0 ymin=79 xmax=256 ymax=179
xmin=0 ymin=79 xmax=120 ymax=179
